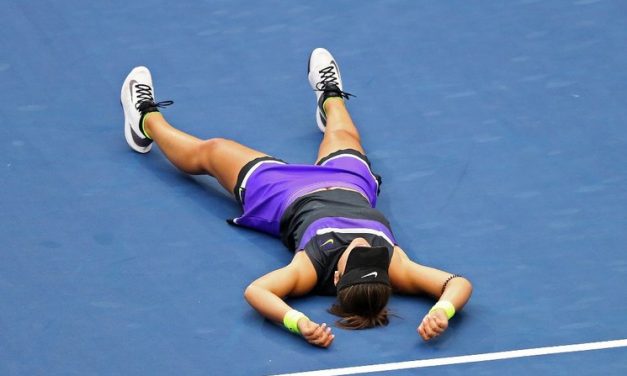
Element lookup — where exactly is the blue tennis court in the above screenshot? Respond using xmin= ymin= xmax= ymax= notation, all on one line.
xmin=1 ymin=1 xmax=626 ymax=375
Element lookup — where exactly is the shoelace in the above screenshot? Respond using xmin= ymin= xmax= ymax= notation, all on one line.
xmin=137 ymin=100 xmax=174 ymax=112
xmin=134 ymin=83 xmax=173 ymax=112
xmin=315 ymin=66 xmax=354 ymax=99
xmin=316 ymin=66 xmax=339 ymax=90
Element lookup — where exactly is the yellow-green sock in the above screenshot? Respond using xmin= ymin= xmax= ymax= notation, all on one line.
xmin=141 ymin=112 xmax=155 ymax=140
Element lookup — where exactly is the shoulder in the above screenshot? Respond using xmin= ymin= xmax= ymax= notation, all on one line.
xmin=390 ymin=245 xmax=409 ymax=265
xmin=389 ymin=245 xmax=408 ymax=275
xmin=291 ymin=250 xmax=316 ymax=268
xmin=388 ymin=245 xmax=424 ymax=290
xmin=286 ymin=251 xmax=318 ymax=296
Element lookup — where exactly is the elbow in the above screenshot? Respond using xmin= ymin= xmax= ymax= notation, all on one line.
xmin=244 ymin=283 xmax=256 ymax=304
xmin=460 ymin=277 xmax=473 ymax=298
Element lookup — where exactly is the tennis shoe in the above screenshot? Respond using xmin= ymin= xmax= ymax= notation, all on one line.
xmin=120 ymin=66 xmax=172 ymax=153
xmin=307 ymin=48 xmax=353 ymax=132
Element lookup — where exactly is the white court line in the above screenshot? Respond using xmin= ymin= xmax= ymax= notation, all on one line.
xmin=270 ymin=339 xmax=627 ymax=376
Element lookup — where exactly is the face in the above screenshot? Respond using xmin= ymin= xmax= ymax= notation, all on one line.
xmin=333 ymin=237 xmax=371 ymax=286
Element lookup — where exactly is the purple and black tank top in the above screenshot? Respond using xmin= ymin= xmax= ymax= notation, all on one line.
xmin=228 ymin=149 xmax=397 ymax=295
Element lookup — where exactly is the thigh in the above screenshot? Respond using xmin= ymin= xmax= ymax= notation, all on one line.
xmin=202 ymin=138 xmax=272 ymax=194
xmin=315 ymin=149 xmax=381 ymax=201
xmin=315 ymin=129 xmax=365 ymax=164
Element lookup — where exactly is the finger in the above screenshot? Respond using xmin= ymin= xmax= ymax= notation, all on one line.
xmin=420 ymin=328 xmax=430 ymax=341
xmin=311 ymin=326 xmax=332 ymax=346
xmin=434 ymin=320 xmax=447 ymax=332
xmin=428 ymin=316 xmax=443 ymax=334
xmin=418 ymin=322 xmax=428 ymax=341
xmin=316 ymin=327 xmax=333 ymax=347
xmin=318 ymin=325 xmax=332 ymax=342
xmin=423 ymin=320 xmax=437 ymax=338
xmin=431 ymin=315 xmax=448 ymax=330
xmin=423 ymin=317 xmax=435 ymax=335
xmin=322 ymin=332 xmax=335 ymax=347
xmin=422 ymin=315 xmax=430 ymax=328
xmin=309 ymin=323 xmax=326 ymax=341
xmin=316 ymin=323 xmax=328 ymax=336
xmin=428 ymin=318 xmax=445 ymax=338
xmin=430 ymin=315 xmax=446 ymax=333
xmin=309 ymin=324 xmax=325 ymax=338
xmin=420 ymin=316 xmax=431 ymax=337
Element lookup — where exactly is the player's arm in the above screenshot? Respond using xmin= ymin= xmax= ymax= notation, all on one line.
xmin=388 ymin=246 xmax=473 ymax=341
xmin=244 ymin=251 xmax=335 ymax=348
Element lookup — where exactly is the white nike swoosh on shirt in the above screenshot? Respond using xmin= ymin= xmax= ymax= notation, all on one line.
xmin=361 ymin=271 xmax=378 ymax=279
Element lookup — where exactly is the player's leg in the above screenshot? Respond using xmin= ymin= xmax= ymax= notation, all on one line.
xmin=144 ymin=113 xmax=268 ymax=192
xmin=121 ymin=66 xmax=268 ymax=193
xmin=315 ymin=98 xmax=364 ymax=163
xmin=306 ymin=48 xmax=364 ymax=163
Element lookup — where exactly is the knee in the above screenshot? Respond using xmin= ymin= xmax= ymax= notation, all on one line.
xmin=194 ymin=137 xmax=232 ymax=171
xmin=199 ymin=137 xmax=230 ymax=152
xmin=327 ymin=128 xmax=360 ymax=142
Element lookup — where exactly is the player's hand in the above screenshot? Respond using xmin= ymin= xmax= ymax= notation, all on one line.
xmin=417 ymin=309 xmax=448 ymax=341
xmin=298 ymin=319 xmax=335 ymax=348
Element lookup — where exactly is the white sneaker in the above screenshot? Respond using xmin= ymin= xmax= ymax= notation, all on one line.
xmin=120 ymin=66 xmax=172 ymax=153
xmin=307 ymin=48 xmax=352 ymax=133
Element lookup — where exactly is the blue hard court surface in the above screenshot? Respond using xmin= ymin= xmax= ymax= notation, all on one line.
xmin=1 ymin=1 xmax=627 ymax=375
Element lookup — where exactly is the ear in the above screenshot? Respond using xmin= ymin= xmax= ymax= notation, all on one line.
xmin=333 ymin=270 xmax=340 ymax=286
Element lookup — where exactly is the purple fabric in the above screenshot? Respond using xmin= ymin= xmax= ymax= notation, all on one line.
xmin=298 ymin=217 xmax=397 ymax=250
xmin=232 ymin=154 xmax=379 ymax=236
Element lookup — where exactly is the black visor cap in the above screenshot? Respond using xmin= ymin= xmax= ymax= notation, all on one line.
xmin=336 ymin=246 xmax=391 ymax=291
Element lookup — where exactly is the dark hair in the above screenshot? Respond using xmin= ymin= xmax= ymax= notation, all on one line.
xmin=328 ymin=283 xmax=393 ymax=329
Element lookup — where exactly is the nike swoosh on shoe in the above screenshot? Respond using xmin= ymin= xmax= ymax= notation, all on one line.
xmin=129 ymin=122 xmax=152 ymax=147
xmin=129 ymin=79 xmax=137 ymax=100
xmin=330 ymin=60 xmax=338 ymax=73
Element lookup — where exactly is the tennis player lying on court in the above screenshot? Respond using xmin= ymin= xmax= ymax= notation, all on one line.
xmin=120 ymin=48 xmax=472 ymax=348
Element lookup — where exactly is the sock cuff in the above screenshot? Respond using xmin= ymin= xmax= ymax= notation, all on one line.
xmin=140 ymin=112 xmax=156 ymax=140
xmin=322 ymin=96 xmax=344 ymax=113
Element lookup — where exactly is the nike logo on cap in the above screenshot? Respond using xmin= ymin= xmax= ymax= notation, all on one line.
xmin=361 ymin=271 xmax=378 ymax=279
